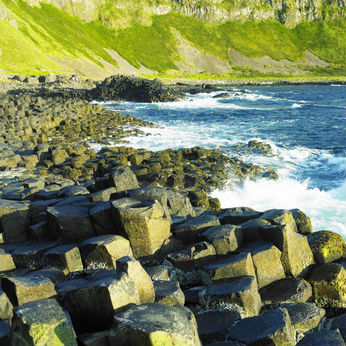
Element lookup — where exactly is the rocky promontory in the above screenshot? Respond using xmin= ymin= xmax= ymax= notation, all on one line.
xmin=0 ymin=76 xmax=345 ymax=346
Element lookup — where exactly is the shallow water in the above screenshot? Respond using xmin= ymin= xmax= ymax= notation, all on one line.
xmin=97 ymin=84 xmax=346 ymax=238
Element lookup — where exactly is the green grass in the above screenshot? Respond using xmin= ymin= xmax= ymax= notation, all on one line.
xmin=0 ymin=0 xmax=345 ymax=78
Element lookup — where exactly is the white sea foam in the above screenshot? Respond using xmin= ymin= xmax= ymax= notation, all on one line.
xmin=210 ymin=177 xmax=346 ymax=238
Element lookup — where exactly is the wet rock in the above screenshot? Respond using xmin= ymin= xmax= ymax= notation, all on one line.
xmin=308 ymin=230 xmax=346 ymax=264
xmin=240 ymin=240 xmax=286 ymax=289
xmin=112 ymin=200 xmax=171 ymax=258
xmin=296 ymin=330 xmax=345 ymax=346
xmin=219 ymin=207 xmax=263 ymax=225
xmin=111 ymin=303 xmax=201 ymax=346
xmin=153 ymin=280 xmax=185 ymax=306
xmin=278 ymin=302 xmax=325 ymax=331
xmin=0 ymin=199 xmax=30 ymax=242
xmin=173 ymin=213 xmax=220 ymax=244
xmin=307 ymin=263 xmax=346 ymax=308
xmin=79 ymin=235 xmax=133 ymax=270
xmin=290 ymin=208 xmax=313 ymax=235
xmin=199 ymin=275 xmax=262 ymax=317
xmin=201 ymin=252 xmax=256 ymax=285
xmin=110 ymin=167 xmax=140 ymax=192
xmin=57 ymin=271 xmax=139 ymax=334
xmin=10 ymin=298 xmax=77 ymax=346
xmin=227 ymin=307 xmax=295 ymax=346
xmin=195 ymin=310 xmax=241 ymax=344
xmin=260 ymin=278 xmax=313 ymax=304
xmin=1 ymin=275 xmax=56 ymax=306
xmin=116 ymin=256 xmax=155 ymax=304
xmin=43 ymin=244 xmax=83 ymax=274
xmin=201 ymin=224 xmax=242 ymax=255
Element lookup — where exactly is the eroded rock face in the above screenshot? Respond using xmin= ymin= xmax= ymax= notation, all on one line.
xmin=111 ymin=303 xmax=202 ymax=346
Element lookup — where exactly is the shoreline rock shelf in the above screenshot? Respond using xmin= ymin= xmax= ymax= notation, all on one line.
xmin=0 ymin=77 xmax=345 ymax=346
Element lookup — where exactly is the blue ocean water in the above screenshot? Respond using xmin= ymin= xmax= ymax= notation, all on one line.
xmin=97 ymin=84 xmax=346 ymax=237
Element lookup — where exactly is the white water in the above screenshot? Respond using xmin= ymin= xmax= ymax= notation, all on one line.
xmin=97 ymin=86 xmax=346 ymax=238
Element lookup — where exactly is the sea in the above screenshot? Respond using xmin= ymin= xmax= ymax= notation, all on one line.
xmin=96 ymin=84 xmax=346 ymax=238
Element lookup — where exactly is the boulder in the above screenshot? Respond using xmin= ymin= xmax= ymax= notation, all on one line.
xmin=112 ymin=200 xmax=171 ymax=258
xmin=307 ymin=263 xmax=346 ymax=308
xmin=278 ymin=302 xmax=325 ymax=331
xmin=79 ymin=235 xmax=133 ymax=270
xmin=227 ymin=307 xmax=295 ymax=346
xmin=43 ymin=244 xmax=83 ymax=274
xmin=308 ymin=230 xmax=346 ymax=264
xmin=201 ymin=224 xmax=242 ymax=255
xmin=57 ymin=270 xmax=139 ymax=334
xmin=324 ymin=313 xmax=346 ymax=342
xmin=9 ymin=298 xmax=77 ymax=346
xmin=167 ymin=241 xmax=216 ymax=272
xmin=259 ymin=209 xmax=314 ymax=277
xmin=290 ymin=209 xmax=313 ymax=235
xmin=173 ymin=213 xmax=220 ymax=244
xmin=296 ymin=330 xmax=345 ymax=346
xmin=260 ymin=278 xmax=312 ymax=304
xmin=89 ymin=202 xmax=115 ymax=235
xmin=145 ymin=265 xmax=170 ymax=281
xmin=153 ymin=280 xmax=185 ymax=306
xmin=0 ymin=199 xmax=30 ymax=242
xmin=110 ymin=167 xmax=140 ymax=192
xmin=47 ymin=201 xmax=95 ymax=243
xmin=199 ymin=275 xmax=262 ymax=317
xmin=90 ymin=187 xmax=117 ymax=202
xmin=201 ymin=252 xmax=256 ymax=285
xmin=219 ymin=207 xmax=263 ymax=225
xmin=240 ymin=241 xmax=286 ymax=288
xmin=12 ymin=241 xmax=58 ymax=270
xmin=116 ymin=256 xmax=155 ymax=304
xmin=0 ymin=289 xmax=13 ymax=320
xmin=1 ymin=276 xmax=56 ymax=306
xmin=0 ymin=249 xmax=15 ymax=272
xmin=111 ymin=303 xmax=201 ymax=346
xmin=195 ymin=310 xmax=241 ymax=344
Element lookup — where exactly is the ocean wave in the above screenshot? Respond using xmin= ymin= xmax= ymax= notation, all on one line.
xmin=210 ymin=177 xmax=346 ymax=238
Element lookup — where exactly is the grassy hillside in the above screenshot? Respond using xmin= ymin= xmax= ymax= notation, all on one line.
xmin=0 ymin=0 xmax=345 ymax=79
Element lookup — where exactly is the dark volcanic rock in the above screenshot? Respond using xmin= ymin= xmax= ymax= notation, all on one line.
xmin=227 ymin=307 xmax=295 ymax=346
xmin=89 ymin=75 xmax=180 ymax=103
xmin=296 ymin=330 xmax=345 ymax=346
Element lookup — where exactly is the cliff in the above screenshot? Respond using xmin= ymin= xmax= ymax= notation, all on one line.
xmin=0 ymin=0 xmax=345 ymax=78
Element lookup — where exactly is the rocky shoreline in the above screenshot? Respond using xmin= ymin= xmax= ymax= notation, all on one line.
xmin=0 ymin=75 xmax=345 ymax=346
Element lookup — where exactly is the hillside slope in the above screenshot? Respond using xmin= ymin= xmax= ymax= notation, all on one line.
xmin=0 ymin=0 xmax=345 ymax=79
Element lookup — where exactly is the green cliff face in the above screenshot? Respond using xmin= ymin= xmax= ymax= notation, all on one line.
xmin=0 ymin=0 xmax=345 ymax=78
